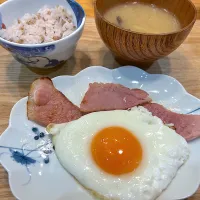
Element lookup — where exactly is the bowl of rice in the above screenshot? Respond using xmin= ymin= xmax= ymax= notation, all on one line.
xmin=0 ymin=0 xmax=85 ymax=68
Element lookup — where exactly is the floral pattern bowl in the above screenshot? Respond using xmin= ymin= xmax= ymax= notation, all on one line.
xmin=0 ymin=0 xmax=85 ymax=68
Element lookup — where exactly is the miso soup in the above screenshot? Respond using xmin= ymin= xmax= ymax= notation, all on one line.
xmin=104 ymin=2 xmax=181 ymax=34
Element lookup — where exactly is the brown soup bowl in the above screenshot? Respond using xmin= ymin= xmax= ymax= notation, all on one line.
xmin=94 ymin=0 xmax=197 ymax=67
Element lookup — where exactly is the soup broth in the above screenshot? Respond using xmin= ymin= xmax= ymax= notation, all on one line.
xmin=104 ymin=2 xmax=181 ymax=34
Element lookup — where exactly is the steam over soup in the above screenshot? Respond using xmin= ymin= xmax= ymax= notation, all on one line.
xmin=104 ymin=2 xmax=181 ymax=34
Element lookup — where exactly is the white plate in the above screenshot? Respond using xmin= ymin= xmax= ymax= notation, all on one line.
xmin=0 ymin=66 xmax=200 ymax=200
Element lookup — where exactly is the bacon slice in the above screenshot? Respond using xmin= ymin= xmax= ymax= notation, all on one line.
xmin=80 ymin=83 xmax=151 ymax=113
xmin=143 ymin=103 xmax=200 ymax=141
xmin=27 ymin=77 xmax=82 ymax=126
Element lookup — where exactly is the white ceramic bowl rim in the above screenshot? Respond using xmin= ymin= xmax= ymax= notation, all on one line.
xmin=0 ymin=0 xmax=86 ymax=47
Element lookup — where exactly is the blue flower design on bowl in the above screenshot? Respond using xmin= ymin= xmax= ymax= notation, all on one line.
xmin=0 ymin=42 xmax=61 ymax=68
xmin=0 ymin=42 xmax=55 ymax=56
xmin=14 ymin=55 xmax=65 ymax=68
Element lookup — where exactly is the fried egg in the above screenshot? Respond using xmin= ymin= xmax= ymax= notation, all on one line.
xmin=47 ymin=107 xmax=189 ymax=200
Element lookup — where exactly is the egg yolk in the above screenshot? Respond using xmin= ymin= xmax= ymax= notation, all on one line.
xmin=91 ymin=126 xmax=143 ymax=175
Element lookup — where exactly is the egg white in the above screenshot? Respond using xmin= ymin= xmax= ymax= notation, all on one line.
xmin=47 ymin=107 xmax=189 ymax=200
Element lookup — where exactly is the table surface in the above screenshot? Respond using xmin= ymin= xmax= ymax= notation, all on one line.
xmin=0 ymin=0 xmax=200 ymax=199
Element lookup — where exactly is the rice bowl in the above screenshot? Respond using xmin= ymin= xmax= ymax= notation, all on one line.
xmin=0 ymin=5 xmax=76 ymax=44
xmin=0 ymin=0 xmax=85 ymax=68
